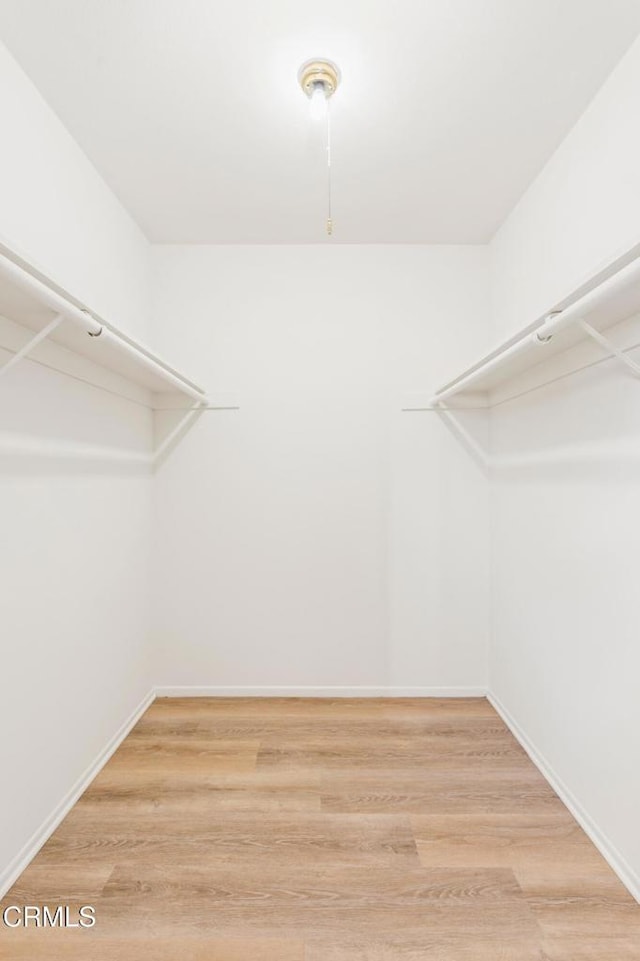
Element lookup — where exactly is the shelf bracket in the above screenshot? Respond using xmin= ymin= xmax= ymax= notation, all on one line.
xmin=579 ymin=319 xmax=640 ymax=378
xmin=0 ymin=313 xmax=65 ymax=381
xmin=431 ymin=400 xmax=490 ymax=472
xmin=153 ymin=400 xmax=208 ymax=465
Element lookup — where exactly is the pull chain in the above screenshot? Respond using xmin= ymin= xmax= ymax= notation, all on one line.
xmin=297 ymin=60 xmax=340 ymax=236
xmin=326 ymin=96 xmax=333 ymax=236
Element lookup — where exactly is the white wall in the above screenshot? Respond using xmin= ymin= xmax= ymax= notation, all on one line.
xmin=0 ymin=39 xmax=150 ymax=340
xmin=491 ymin=34 xmax=640 ymax=342
xmin=489 ymin=34 xmax=640 ymax=897
xmin=150 ymin=245 xmax=491 ymax=692
xmin=0 ymin=360 xmax=154 ymax=886
xmin=490 ymin=359 xmax=640 ymax=897
xmin=0 ymin=42 xmax=154 ymax=892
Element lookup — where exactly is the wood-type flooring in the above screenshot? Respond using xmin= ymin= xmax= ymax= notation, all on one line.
xmin=1 ymin=697 xmax=638 ymax=959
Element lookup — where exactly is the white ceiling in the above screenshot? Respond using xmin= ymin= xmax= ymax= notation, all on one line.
xmin=1 ymin=0 xmax=639 ymax=244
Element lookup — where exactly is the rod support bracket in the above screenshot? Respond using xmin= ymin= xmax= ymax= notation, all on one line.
xmin=0 ymin=312 xmax=66 ymax=381
xmin=534 ymin=311 xmax=563 ymax=344
xmin=579 ymin=319 xmax=640 ymax=378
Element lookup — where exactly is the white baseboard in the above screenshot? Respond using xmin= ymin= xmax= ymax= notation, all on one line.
xmin=15 ymin=684 xmax=637 ymax=908
xmin=0 ymin=684 xmax=485 ymax=896
xmin=488 ymin=691 xmax=640 ymax=905
xmin=0 ymin=687 xmax=156 ymax=899
xmin=155 ymin=685 xmax=488 ymax=698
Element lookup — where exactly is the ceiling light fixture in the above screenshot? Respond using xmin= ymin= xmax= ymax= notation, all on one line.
xmin=298 ymin=59 xmax=340 ymax=236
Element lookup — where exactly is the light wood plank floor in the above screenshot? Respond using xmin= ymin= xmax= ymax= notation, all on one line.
xmin=1 ymin=697 xmax=638 ymax=959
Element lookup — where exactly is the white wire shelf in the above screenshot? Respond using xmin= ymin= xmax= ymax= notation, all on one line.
xmin=0 ymin=242 xmax=234 ymax=466
xmin=430 ymin=245 xmax=640 ymax=408
xmin=0 ymin=241 xmax=207 ymax=405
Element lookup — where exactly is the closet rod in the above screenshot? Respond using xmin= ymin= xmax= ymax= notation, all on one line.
xmin=431 ymin=330 xmax=542 ymax=405
xmin=0 ymin=252 xmax=102 ymax=335
xmin=89 ymin=327 xmax=208 ymax=403
xmin=534 ymin=254 xmax=640 ymax=342
xmin=0 ymin=250 xmax=208 ymax=404
xmin=432 ymin=251 xmax=640 ymax=405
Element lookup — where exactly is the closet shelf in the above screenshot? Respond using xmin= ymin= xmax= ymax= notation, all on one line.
xmin=0 ymin=243 xmax=208 ymax=406
xmin=430 ymin=248 xmax=640 ymax=408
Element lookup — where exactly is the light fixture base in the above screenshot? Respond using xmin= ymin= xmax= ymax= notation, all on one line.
xmin=298 ymin=59 xmax=340 ymax=98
